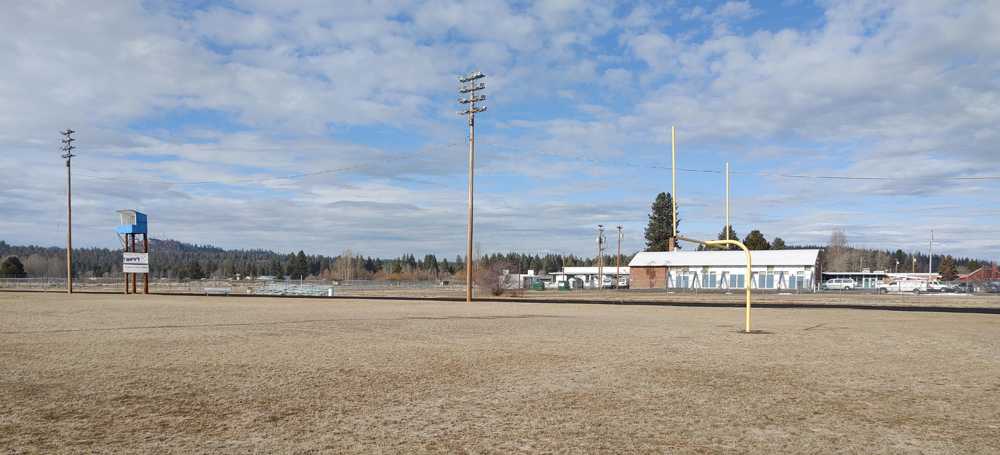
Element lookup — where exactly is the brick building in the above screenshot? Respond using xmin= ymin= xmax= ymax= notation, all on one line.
xmin=958 ymin=264 xmax=1000 ymax=282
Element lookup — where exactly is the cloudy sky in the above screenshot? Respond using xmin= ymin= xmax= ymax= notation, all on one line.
xmin=1 ymin=0 xmax=998 ymax=260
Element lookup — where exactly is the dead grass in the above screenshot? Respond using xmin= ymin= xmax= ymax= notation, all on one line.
xmin=1 ymin=292 xmax=999 ymax=453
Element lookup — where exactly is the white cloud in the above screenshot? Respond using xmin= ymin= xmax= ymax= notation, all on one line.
xmin=1 ymin=0 xmax=998 ymax=260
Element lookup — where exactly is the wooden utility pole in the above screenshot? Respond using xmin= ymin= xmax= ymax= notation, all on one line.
xmin=616 ymin=225 xmax=623 ymax=289
xmin=670 ymin=126 xmax=677 ymax=251
xmin=143 ymin=233 xmax=149 ymax=294
xmin=725 ymin=162 xmax=730 ymax=242
xmin=458 ymin=71 xmax=487 ymax=303
xmin=61 ymin=129 xmax=76 ymax=294
xmin=597 ymin=225 xmax=605 ymax=289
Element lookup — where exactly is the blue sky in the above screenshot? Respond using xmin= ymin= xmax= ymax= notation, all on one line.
xmin=1 ymin=0 xmax=998 ymax=260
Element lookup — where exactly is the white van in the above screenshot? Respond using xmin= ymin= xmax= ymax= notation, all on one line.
xmin=822 ymin=278 xmax=856 ymax=290
xmin=877 ymin=280 xmax=926 ymax=294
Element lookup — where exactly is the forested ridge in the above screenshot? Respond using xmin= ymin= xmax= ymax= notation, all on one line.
xmin=1 ymin=231 xmax=991 ymax=281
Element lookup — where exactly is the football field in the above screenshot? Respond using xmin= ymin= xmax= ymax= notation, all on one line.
xmin=2 ymin=292 xmax=999 ymax=453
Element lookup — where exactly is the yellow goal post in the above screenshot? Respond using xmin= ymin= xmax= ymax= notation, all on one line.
xmin=676 ymin=236 xmax=754 ymax=333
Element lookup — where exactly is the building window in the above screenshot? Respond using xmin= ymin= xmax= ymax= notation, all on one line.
xmin=794 ymin=272 xmax=805 ymax=289
xmin=730 ymin=274 xmax=745 ymax=289
xmin=708 ymin=272 xmax=717 ymax=288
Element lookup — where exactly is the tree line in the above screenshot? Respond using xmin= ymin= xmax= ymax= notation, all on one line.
xmin=0 ymin=240 xmax=629 ymax=281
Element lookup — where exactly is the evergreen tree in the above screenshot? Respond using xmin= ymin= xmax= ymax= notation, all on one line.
xmin=742 ymin=230 xmax=771 ymax=250
xmin=269 ymin=258 xmax=283 ymax=277
xmin=717 ymin=225 xmax=739 ymax=250
xmin=292 ymin=251 xmax=309 ymax=279
xmin=939 ymin=255 xmax=957 ymax=281
xmin=771 ymin=237 xmax=786 ymax=250
xmin=186 ymin=260 xmax=205 ymax=280
xmin=644 ymin=192 xmax=679 ymax=251
xmin=0 ymin=256 xmax=26 ymax=277
xmin=422 ymin=254 xmax=439 ymax=274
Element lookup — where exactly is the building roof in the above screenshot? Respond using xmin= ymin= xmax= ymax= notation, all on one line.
xmin=557 ymin=266 xmax=630 ymax=275
xmin=628 ymin=249 xmax=820 ymax=267
xmin=823 ymin=271 xmax=888 ymax=276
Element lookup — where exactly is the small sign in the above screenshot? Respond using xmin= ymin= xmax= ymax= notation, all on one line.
xmin=123 ymin=252 xmax=149 ymax=274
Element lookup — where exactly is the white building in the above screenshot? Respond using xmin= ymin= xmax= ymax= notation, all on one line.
xmin=628 ymin=249 xmax=820 ymax=290
xmin=501 ymin=269 xmax=552 ymax=289
xmin=551 ymin=266 xmax=630 ymax=289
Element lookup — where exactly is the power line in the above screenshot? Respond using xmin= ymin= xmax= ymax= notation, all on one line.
xmin=62 ymin=139 xmax=1000 ymax=189
xmin=74 ymin=165 xmax=365 ymax=187
xmin=477 ymin=142 xmax=1000 ymax=182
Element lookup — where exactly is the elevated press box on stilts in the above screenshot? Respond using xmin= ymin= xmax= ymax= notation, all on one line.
xmin=116 ymin=210 xmax=149 ymax=294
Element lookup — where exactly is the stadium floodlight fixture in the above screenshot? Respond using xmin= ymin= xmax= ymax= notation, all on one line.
xmin=458 ymin=106 xmax=487 ymax=116
xmin=459 ymin=71 xmax=485 ymax=82
xmin=460 ymin=82 xmax=486 ymax=93
xmin=459 ymin=95 xmax=487 ymax=104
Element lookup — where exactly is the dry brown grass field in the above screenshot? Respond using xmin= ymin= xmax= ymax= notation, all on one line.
xmin=2 ymin=292 xmax=999 ymax=453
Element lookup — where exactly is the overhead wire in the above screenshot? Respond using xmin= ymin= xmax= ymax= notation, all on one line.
xmin=478 ymin=141 xmax=1000 ymax=182
xmin=68 ymin=139 xmax=1000 ymax=188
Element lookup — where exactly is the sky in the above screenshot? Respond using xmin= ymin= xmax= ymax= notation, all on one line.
xmin=1 ymin=0 xmax=999 ymax=260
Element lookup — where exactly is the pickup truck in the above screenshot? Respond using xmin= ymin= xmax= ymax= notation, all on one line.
xmin=926 ymin=281 xmax=953 ymax=292
xmin=877 ymin=280 xmax=927 ymax=294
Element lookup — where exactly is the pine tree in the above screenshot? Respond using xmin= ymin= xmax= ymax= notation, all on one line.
xmin=644 ymin=192 xmax=679 ymax=251
xmin=771 ymin=237 xmax=786 ymax=250
xmin=742 ymin=230 xmax=771 ymax=250
xmin=717 ymin=225 xmax=739 ymax=250
xmin=939 ymin=255 xmax=957 ymax=281
xmin=186 ymin=260 xmax=205 ymax=280
xmin=0 ymin=256 xmax=26 ymax=277
xmin=294 ymin=251 xmax=309 ymax=279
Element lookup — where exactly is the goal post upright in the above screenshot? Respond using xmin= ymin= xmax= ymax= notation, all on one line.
xmin=678 ymin=236 xmax=753 ymax=333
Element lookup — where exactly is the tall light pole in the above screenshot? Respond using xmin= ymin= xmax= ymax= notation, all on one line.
xmin=616 ymin=225 xmax=623 ymax=289
xmin=61 ymin=129 xmax=76 ymax=294
xmin=459 ymin=71 xmax=487 ymax=304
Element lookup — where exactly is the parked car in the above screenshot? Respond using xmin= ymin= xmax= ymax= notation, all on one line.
xmin=877 ymin=280 xmax=927 ymax=294
xmin=822 ymin=278 xmax=857 ymax=290
xmin=952 ymin=282 xmax=975 ymax=293
xmin=926 ymin=281 xmax=951 ymax=292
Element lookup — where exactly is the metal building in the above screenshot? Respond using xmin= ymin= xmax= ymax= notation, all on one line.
xmin=628 ymin=249 xmax=820 ymax=290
